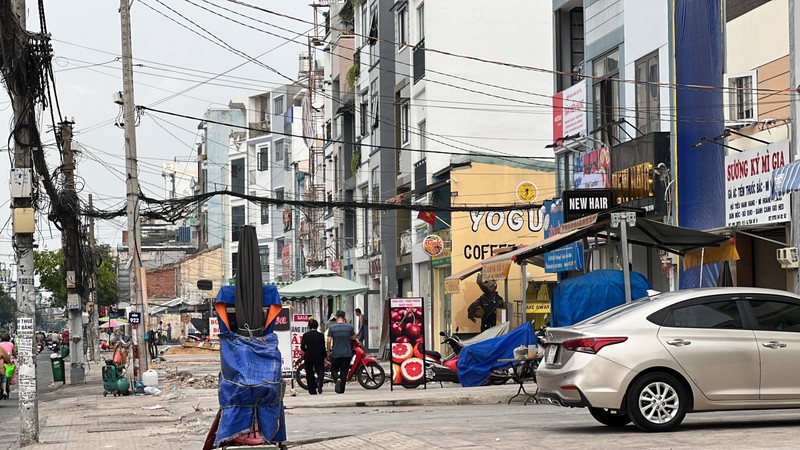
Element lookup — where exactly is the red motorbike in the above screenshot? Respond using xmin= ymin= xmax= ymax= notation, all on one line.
xmin=293 ymin=340 xmax=386 ymax=390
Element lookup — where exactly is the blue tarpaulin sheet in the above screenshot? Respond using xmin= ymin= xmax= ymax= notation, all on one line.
xmin=457 ymin=323 xmax=536 ymax=388
xmin=771 ymin=159 xmax=800 ymax=199
xmin=214 ymin=285 xmax=286 ymax=445
xmin=552 ymin=270 xmax=651 ymax=327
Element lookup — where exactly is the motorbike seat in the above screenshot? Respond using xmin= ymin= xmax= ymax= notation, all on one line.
xmin=424 ymin=350 xmax=441 ymax=360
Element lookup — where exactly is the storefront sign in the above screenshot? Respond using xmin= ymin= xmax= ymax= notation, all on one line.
xmin=609 ymin=132 xmax=670 ymax=215
xmin=290 ymin=314 xmax=311 ymax=369
xmin=369 ymin=256 xmax=382 ymax=278
xmin=543 ymin=199 xmax=583 ymax=273
xmin=431 ymin=229 xmax=451 ymax=268
xmin=389 ymin=297 xmax=426 ymax=389
xmin=563 ymin=189 xmax=613 ymax=221
xmin=725 ymin=140 xmax=790 ymax=226
xmin=422 ymin=235 xmax=445 ymax=256
xmin=281 ymin=245 xmax=292 ymax=281
xmin=128 ymin=312 xmax=141 ymax=324
xmin=209 ymin=317 xmax=220 ymax=341
xmin=525 ymin=301 xmax=551 ymax=314
xmin=553 ymin=80 xmax=587 ymax=142
xmin=330 ymin=260 xmax=342 ymax=275
xmin=573 ymin=147 xmax=611 ymax=189
xmin=274 ymin=307 xmax=291 ymax=332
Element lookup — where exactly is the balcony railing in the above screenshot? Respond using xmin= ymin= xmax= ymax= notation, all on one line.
xmin=248 ymin=120 xmax=271 ymax=139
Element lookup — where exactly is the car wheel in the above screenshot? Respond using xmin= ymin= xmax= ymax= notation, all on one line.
xmin=626 ymin=372 xmax=687 ymax=432
xmin=588 ymin=407 xmax=631 ymax=427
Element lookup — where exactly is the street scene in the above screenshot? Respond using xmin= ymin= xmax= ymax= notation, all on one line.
xmin=1 ymin=0 xmax=800 ymax=448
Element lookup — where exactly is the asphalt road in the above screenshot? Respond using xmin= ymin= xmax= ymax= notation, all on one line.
xmin=286 ymin=403 xmax=800 ymax=449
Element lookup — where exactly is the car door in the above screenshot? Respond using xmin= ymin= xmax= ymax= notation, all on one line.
xmin=657 ymin=295 xmax=760 ymax=401
xmin=743 ymin=294 xmax=800 ymax=400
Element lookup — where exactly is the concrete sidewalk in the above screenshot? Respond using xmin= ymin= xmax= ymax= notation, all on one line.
xmin=5 ymin=357 xmax=528 ymax=449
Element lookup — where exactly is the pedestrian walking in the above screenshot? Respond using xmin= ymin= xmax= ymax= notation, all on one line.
xmin=300 ymin=319 xmax=326 ymax=395
xmin=354 ymin=308 xmax=366 ymax=348
xmin=326 ymin=310 xmax=356 ymax=394
xmin=145 ymin=329 xmax=158 ymax=360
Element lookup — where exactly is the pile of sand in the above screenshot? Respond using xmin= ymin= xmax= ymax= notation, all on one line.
xmin=164 ymin=345 xmax=218 ymax=356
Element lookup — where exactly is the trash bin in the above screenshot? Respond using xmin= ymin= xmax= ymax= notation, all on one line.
xmin=60 ymin=345 xmax=69 ymax=359
xmin=50 ymin=354 xmax=65 ymax=383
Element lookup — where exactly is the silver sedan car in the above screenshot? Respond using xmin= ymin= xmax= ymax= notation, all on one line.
xmin=535 ymin=287 xmax=800 ymax=431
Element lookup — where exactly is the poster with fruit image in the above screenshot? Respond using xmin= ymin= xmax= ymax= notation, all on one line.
xmin=389 ymin=297 xmax=426 ymax=389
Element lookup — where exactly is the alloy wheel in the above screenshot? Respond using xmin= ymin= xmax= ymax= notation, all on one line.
xmin=637 ymin=381 xmax=680 ymax=424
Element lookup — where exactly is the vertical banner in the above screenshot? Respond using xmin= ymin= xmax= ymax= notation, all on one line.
xmin=290 ymin=314 xmax=311 ymax=370
xmin=389 ymin=297 xmax=426 ymax=389
xmin=274 ymin=307 xmax=292 ymax=375
xmin=208 ymin=317 xmax=220 ymax=341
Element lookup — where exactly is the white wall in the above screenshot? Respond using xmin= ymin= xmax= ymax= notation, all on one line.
xmin=418 ymin=0 xmax=553 ymax=177
xmin=727 ymin=0 xmax=789 ymax=75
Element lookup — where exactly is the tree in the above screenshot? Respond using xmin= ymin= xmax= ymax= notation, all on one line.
xmin=0 ymin=288 xmax=16 ymax=329
xmin=34 ymin=244 xmax=118 ymax=308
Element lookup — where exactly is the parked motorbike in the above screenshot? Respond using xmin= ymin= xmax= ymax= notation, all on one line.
xmin=294 ymin=340 xmax=386 ymax=390
xmin=424 ymin=323 xmax=515 ymax=385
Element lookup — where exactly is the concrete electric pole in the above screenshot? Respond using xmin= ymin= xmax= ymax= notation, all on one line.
xmin=8 ymin=0 xmax=39 ymax=443
xmin=61 ymin=120 xmax=86 ymax=384
xmin=120 ymin=0 xmax=148 ymax=377
xmin=88 ymin=194 xmax=100 ymax=362
xmin=789 ymin=0 xmax=800 ymax=295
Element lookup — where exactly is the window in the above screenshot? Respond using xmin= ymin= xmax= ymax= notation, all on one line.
xmin=370 ymin=80 xmax=379 ymax=129
xmin=417 ymin=3 xmax=424 ymax=43
xmin=360 ymin=98 xmax=369 ymax=136
xmin=369 ymin=6 xmax=378 ymax=66
xmin=663 ymin=301 xmax=743 ymax=329
xmin=231 ymin=252 xmax=237 ymax=277
xmin=231 ymin=158 xmax=246 ymax=194
xmin=635 ymin=52 xmax=660 ymax=135
xmin=592 ymin=49 xmax=620 ymax=146
xmin=257 ymin=146 xmax=269 ymax=171
xmin=396 ymin=6 xmax=407 ymax=49
xmin=418 ymin=120 xmax=426 ymax=151
xmin=728 ymin=73 xmax=756 ymax=121
xmin=283 ymin=140 xmax=290 ymax=171
xmin=275 ymin=188 xmax=285 ymax=208
xmin=232 ymin=205 xmax=245 ymax=242
xmin=556 ymin=152 xmax=575 ymax=195
xmin=274 ymin=139 xmax=284 ymax=162
xmin=260 ymin=203 xmax=269 ymax=224
xmin=400 ymin=101 xmax=409 ymax=145
xmin=748 ymin=299 xmax=800 ymax=332
xmin=259 ymin=246 xmax=269 ymax=273
xmin=273 ymin=96 xmax=284 ymax=118
xmin=361 ymin=3 xmax=368 ymax=45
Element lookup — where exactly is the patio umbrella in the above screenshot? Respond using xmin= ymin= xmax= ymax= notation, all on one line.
xmin=278 ymin=268 xmax=368 ymax=300
xmin=717 ymin=261 xmax=734 ymax=287
xmin=99 ymin=320 xmax=125 ymax=329
xmin=235 ymin=225 xmax=265 ymax=335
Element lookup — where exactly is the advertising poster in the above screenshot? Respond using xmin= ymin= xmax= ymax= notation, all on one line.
xmin=725 ymin=140 xmax=790 ymax=227
xmin=553 ymin=80 xmax=587 ymax=142
xmin=208 ymin=317 xmax=220 ymax=341
xmin=543 ymin=199 xmax=584 ymax=273
xmin=573 ymin=147 xmax=611 ymax=189
xmin=290 ymin=314 xmax=311 ymax=370
xmin=274 ymin=307 xmax=293 ymax=375
xmin=389 ymin=297 xmax=426 ymax=389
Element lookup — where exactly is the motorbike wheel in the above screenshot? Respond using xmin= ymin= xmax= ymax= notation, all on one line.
xmin=356 ymin=362 xmax=386 ymax=389
xmin=294 ymin=367 xmax=309 ymax=391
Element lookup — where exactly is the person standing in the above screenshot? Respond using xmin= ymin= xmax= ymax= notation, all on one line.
xmin=326 ymin=310 xmax=356 ymax=394
xmin=166 ymin=323 xmax=172 ymax=341
xmin=300 ymin=319 xmax=326 ymax=395
xmin=157 ymin=321 xmax=164 ymax=341
xmin=354 ymin=308 xmax=366 ymax=348
xmin=145 ymin=329 xmax=158 ymax=360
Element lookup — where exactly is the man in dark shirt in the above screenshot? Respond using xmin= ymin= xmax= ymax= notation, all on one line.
xmin=326 ymin=310 xmax=356 ymax=394
xmin=300 ymin=319 xmax=326 ymax=395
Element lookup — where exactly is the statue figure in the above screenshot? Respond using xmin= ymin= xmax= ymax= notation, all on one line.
xmin=467 ymin=274 xmax=505 ymax=331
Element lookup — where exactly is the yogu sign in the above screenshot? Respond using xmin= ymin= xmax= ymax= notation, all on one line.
xmin=469 ymin=206 xmax=545 ymax=233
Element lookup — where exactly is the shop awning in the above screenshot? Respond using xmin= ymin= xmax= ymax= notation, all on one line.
xmin=683 ymin=241 xmax=740 ymax=270
xmin=623 ymin=219 xmax=731 ymax=255
xmin=443 ymin=260 xmax=484 ymax=294
xmin=772 ymin=158 xmax=800 ymax=199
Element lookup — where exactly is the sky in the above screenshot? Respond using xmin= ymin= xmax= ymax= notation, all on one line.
xmin=0 ymin=0 xmax=314 ymax=264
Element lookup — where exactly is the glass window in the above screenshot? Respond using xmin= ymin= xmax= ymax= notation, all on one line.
xmin=370 ymin=80 xmax=379 ymax=129
xmin=231 ymin=206 xmax=245 ymax=242
xmin=231 ymin=252 xmax=237 ymax=277
xmin=275 ymin=188 xmax=285 ymax=209
xmin=397 ymin=6 xmax=407 ymax=48
xmin=417 ymin=3 xmax=424 ymax=43
xmin=748 ymin=300 xmax=800 ymax=332
xmin=360 ymin=97 xmax=369 ymax=137
xmin=260 ymin=203 xmax=269 ymax=224
xmin=257 ymin=146 xmax=269 ymax=171
xmin=418 ymin=120 xmax=426 ymax=151
xmin=729 ymin=75 xmax=755 ymax=121
xmin=231 ymin=158 xmax=246 ymax=194
xmin=635 ymin=52 xmax=660 ymax=135
xmin=274 ymin=139 xmax=284 ymax=162
xmin=400 ymin=101 xmax=409 ymax=145
xmin=663 ymin=301 xmax=744 ymax=329
xmin=259 ymin=246 xmax=269 ymax=272
xmin=273 ymin=96 xmax=284 ymax=117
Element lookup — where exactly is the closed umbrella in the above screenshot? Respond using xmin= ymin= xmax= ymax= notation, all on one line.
xmin=717 ymin=261 xmax=734 ymax=287
xmin=235 ymin=225 xmax=265 ymax=335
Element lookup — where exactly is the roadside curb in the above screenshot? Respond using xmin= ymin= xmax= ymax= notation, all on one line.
xmin=285 ymin=394 xmax=510 ymax=409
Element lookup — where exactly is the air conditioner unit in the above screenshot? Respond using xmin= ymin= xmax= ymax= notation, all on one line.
xmin=776 ymin=247 xmax=799 ymax=269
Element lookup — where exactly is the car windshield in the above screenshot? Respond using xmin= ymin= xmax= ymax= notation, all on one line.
xmin=575 ymin=295 xmax=656 ymax=325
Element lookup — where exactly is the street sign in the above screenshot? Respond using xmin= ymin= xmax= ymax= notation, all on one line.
xmin=128 ymin=312 xmax=141 ymax=324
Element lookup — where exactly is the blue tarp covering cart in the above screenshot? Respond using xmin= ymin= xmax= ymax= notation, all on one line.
xmin=457 ymin=323 xmax=536 ymax=388
xmin=552 ymin=270 xmax=651 ymax=327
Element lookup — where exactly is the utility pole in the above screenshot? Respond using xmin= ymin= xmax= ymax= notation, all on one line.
xmin=88 ymin=194 xmax=100 ymax=362
xmin=61 ymin=120 xmax=86 ymax=384
xmin=120 ymin=0 xmax=148 ymax=377
xmin=8 ymin=0 xmax=39 ymax=443
xmin=790 ymin=0 xmax=800 ymax=295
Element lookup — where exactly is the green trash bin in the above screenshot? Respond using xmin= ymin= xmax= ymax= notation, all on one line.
xmin=60 ymin=345 xmax=69 ymax=359
xmin=50 ymin=354 xmax=65 ymax=383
